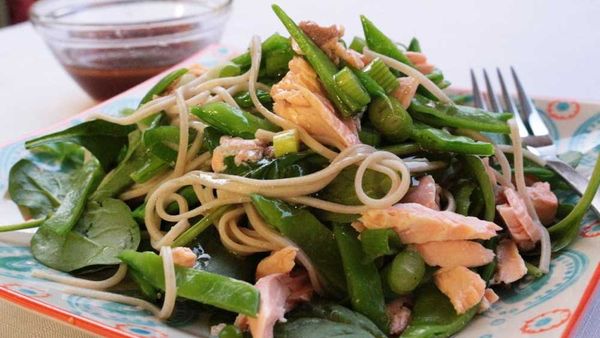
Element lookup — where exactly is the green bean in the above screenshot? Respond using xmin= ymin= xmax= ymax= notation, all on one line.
xmin=384 ymin=250 xmax=425 ymax=295
xmin=380 ymin=143 xmax=422 ymax=156
xmin=233 ymin=89 xmax=273 ymax=109
xmin=454 ymin=181 xmax=476 ymax=216
xmin=272 ymin=5 xmax=354 ymax=117
xmin=463 ymin=155 xmax=495 ymax=221
xmin=334 ymin=224 xmax=389 ymax=331
xmin=410 ymin=123 xmax=494 ymax=156
xmin=407 ymin=37 xmax=421 ymax=52
xmin=410 ymin=95 xmax=512 ymax=133
xmin=360 ymin=15 xmax=413 ymax=66
xmin=191 ymin=102 xmax=280 ymax=139
xmin=119 ymin=250 xmax=259 ymax=316
xmin=368 ymin=96 xmax=413 ymax=142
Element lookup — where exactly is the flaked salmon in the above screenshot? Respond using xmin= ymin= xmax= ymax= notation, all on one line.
xmin=414 ymin=240 xmax=494 ymax=268
xmin=358 ymin=203 xmax=501 ymax=244
xmin=406 ymin=51 xmax=435 ymax=75
xmin=171 ymin=247 xmax=197 ymax=268
xmin=527 ymin=182 xmax=558 ymax=225
xmin=236 ymin=272 xmax=312 ymax=338
xmin=493 ymin=239 xmax=527 ymax=284
xmin=392 ymin=76 xmax=419 ymax=109
xmin=387 ymin=297 xmax=412 ymax=335
xmin=434 ymin=266 xmax=486 ymax=314
xmin=299 ymin=21 xmax=365 ymax=69
xmin=401 ymin=175 xmax=440 ymax=210
xmin=478 ymin=288 xmax=499 ymax=313
xmin=212 ymin=136 xmax=269 ymax=173
xmin=256 ymin=246 xmax=298 ymax=280
xmin=271 ymin=57 xmax=360 ymax=149
xmin=497 ymin=188 xmax=541 ymax=250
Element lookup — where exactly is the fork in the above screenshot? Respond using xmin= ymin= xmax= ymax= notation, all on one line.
xmin=470 ymin=67 xmax=600 ymax=217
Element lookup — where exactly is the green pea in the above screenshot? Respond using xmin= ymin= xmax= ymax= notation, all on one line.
xmin=219 ymin=325 xmax=243 ymax=338
xmin=368 ymin=96 xmax=413 ymax=143
xmin=385 ymin=250 xmax=425 ymax=295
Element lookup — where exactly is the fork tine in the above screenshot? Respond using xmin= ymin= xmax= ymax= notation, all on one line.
xmin=497 ymin=68 xmax=531 ymax=136
xmin=511 ymin=66 xmax=551 ymax=137
xmin=470 ymin=69 xmax=487 ymax=110
xmin=483 ymin=69 xmax=501 ymax=112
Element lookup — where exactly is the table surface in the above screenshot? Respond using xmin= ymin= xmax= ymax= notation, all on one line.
xmin=0 ymin=0 xmax=598 ymax=336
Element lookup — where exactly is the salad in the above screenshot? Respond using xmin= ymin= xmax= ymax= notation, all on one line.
xmin=2 ymin=5 xmax=600 ymax=338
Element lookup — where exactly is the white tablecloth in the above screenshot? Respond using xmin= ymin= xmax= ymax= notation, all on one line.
xmin=0 ymin=0 xmax=598 ymax=336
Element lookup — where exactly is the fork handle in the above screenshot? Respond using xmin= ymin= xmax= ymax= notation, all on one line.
xmin=546 ymin=159 xmax=600 ymax=217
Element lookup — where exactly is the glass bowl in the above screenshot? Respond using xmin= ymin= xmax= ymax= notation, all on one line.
xmin=30 ymin=0 xmax=232 ymax=100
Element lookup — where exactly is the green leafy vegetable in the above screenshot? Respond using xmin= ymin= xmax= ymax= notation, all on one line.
xmin=119 ymin=250 xmax=259 ymax=316
xmin=31 ymin=199 xmax=140 ymax=272
xmin=222 ymin=151 xmax=326 ymax=180
xmin=318 ymin=166 xmax=391 ymax=206
xmin=25 ymin=120 xmax=135 ymax=171
xmin=401 ymin=283 xmax=477 ymax=338
xmin=288 ymin=302 xmax=387 ymax=338
xmin=275 ymin=317 xmax=379 ymax=338
xmin=43 ymin=159 xmax=104 ymax=235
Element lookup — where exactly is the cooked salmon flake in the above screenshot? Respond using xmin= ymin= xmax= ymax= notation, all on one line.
xmin=434 ymin=266 xmax=486 ymax=314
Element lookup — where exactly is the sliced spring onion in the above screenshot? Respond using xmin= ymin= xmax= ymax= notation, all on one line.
xmin=349 ymin=36 xmax=366 ymax=53
xmin=334 ymin=67 xmax=371 ymax=113
xmin=364 ymin=58 xmax=399 ymax=93
xmin=273 ymin=129 xmax=300 ymax=157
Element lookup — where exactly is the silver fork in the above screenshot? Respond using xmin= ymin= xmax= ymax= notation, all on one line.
xmin=471 ymin=68 xmax=600 ymax=217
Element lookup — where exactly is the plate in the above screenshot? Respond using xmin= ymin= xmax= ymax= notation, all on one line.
xmin=0 ymin=45 xmax=598 ymax=338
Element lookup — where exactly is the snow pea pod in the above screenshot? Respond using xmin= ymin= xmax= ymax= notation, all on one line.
xmin=453 ymin=180 xmax=476 ymax=216
xmin=407 ymin=37 xmax=421 ymax=53
xmin=410 ymin=95 xmax=512 ymax=134
xmin=233 ymin=89 xmax=273 ymax=109
xmin=410 ymin=123 xmax=494 ymax=156
xmin=334 ymin=224 xmax=389 ymax=332
xmin=251 ymin=195 xmax=346 ymax=295
xmin=272 ymin=5 xmax=360 ymax=117
xmin=139 ymin=68 xmax=188 ymax=107
xmin=462 ymin=155 xmax=495 ymax=221
xmin=360 ymin=228 xmax=403 ymax=262
xmin=191 ymin=102 xmax=279 ymax=139
xmin=119 ymin=250 xmax=259 ymax=316
xmin=360 ymin=15 xmax=413 ymax=66
xmin=230 ymin=32 xmax=293 ymax=80
xmin=401 ymin=283 xmax=477 ymax=338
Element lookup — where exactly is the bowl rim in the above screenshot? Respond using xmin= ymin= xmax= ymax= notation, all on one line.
xmin=30 ymin=0 xmax=233 ymax=29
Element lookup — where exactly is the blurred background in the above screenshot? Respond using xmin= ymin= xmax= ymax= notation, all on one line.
xmin=0 ymin=0 xmax=599 ymax=143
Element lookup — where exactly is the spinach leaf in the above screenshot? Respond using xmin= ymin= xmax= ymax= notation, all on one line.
xmin=318 ymin=166 xmax=391 ymax=205
xmin=142 ymin=125 xmax=198 ymax=164
xmin=223 ymin=151 xmax=326 ymax=179
xmin=8 ymin=159 xmax=71 ymax=219
xmin=288 ymin=302 xmax=387 ymax=338
xmin=275 ymin=318 xmax=377 ymax=338
xmin=28 ymin=143 xmax=84 ymax=172
xmin=42 ymin=159 xmax=104 ymax=235
xmin=191 ymin=228 xmax=259 ymax=282
xmin=400 ymin=283 xmax=477 ymax=338
xmin=31 ymin=198 xmax=140 ymax=272
xmin=25 ymin=120 xmax=135 ymax=171
xmin=91 ymin=130 xmax=148 ymax=201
